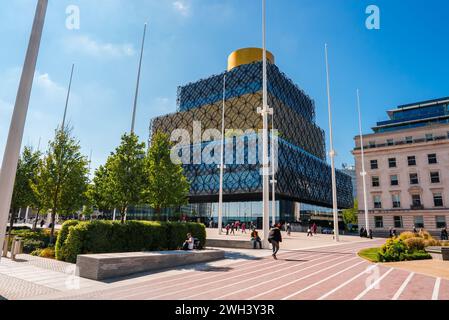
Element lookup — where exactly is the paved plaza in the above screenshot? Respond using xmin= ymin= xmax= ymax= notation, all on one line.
xmin=0 ymin=232 xmax=448 ymax=300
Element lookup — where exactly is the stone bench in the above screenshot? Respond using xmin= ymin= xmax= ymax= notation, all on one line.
xmin=76 ymin=249 xmax=225 ymax=281
xmin=206 ymin=238 xmax=264 ymax=249
xmin=425 ymin=247 xmax=449 ymax=261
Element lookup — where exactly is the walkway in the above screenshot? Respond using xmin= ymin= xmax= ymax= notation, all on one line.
xmin=1 ymin=238 xmax=445 ymax=300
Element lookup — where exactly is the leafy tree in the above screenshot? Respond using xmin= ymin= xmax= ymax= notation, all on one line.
xmin=10 ymin=146 xmax=41 ymax=232
xmin=32 ymin=127 xmax=89 ymax=242
xmin=90 ymin=163 xmax=114 ymax=213
xmin=105 ymin=133 xmax=146 ymax=223
xmin=143 ymin=131 xmax=190 ymax=220
xmin=342 ymin=199 xmax=358 ymax=227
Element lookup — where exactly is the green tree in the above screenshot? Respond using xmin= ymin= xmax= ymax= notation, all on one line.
xmin=33 ymin=127 xmax=89 ymax=242
xmin=342 ymin=199 xmax=358 ymax=227
xmin=105 ymin=133 xmax=146 ymax=223
xmin=143 ymin=131 xmax=190 ymax=220
xmin=10 ymin=146 xmax=42 ymax=232
xmin=90 ymin=163 xmax=114 ymax=213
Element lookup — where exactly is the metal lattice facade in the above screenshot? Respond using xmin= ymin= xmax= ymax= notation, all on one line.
xmin=150 ymin=61 xmax=353 ymax=209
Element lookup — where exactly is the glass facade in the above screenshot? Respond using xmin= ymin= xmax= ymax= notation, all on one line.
xmin=373 ymin=98 xmax=449 ymax=133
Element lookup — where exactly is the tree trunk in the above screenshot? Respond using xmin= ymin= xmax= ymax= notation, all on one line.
xmin=49 ymin=208 xmax=56 ymax=244
xmin=32 ymin=209 xmax=40 ymax=231
xmin=156 ymin=207 xmax=161 ymax=222
xmin=121 ymin=207 xmax=127 ymax=224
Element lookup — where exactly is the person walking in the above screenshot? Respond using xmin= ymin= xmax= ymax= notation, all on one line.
xmin=268 ymin=224 xmax=282 ymax=260
xmin=40 ymin=219 xmax=45 ymax=228
xmin=286 ymin=223 xmax=291 ymax=236
xmin=307 ymin=225 xmax=313 ymax=237
xmin=225 ymin=223 xmax=230 ymax=235
xmin=230 ymin=222 xmax=235 ymax=235
xmin=241 ymin=222 xmax=246 ymax=234
xmin=312 ymin=223 xmax=317 ymax=235
xmin=441 ymin=227 xmax=448 ymax=241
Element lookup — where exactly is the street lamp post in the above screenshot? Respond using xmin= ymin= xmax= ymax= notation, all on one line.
xmin=270 ymin=111 xmax=277 ymax=227
xmin=356 ymin=89 xmax=370 ymax=232
xmin=324 ymin=44 xmax=339 ymax=242
xmin=0 ymin=0 xmax=48 ymax=260
xmin=258 ymin=0 xmax=273 ymax=248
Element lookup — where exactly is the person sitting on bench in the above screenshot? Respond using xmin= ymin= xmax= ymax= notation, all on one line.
xmin=251 ymin=229 xmax=262 ymax=249
xmin=183 ymin=233 xmax=195 ymax=251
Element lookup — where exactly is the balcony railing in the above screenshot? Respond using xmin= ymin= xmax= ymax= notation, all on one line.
xmin=410 ymin=204 xmax=424 ymax=210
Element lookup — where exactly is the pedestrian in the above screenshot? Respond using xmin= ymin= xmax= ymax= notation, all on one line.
xmin=230 ymin=222 xmax=235 ymax=235
xmin=307 ymin=225 xmax=313 ymax=237
xmin=241 ymin=222 xmax=246 ymax=233
xmin=286 ymin=223 xmax=291 ymax=236
xmin=389 ymin=227 xmax=394 ymax=238
xmin=268 ymin=224 xmax=282 ymax=260
xmin=225 ymin=223 xmax=230 ymax=235
xmin=368 ymin=229 xmax=373 ymax=239
xmin=441 ymin=227 xmax=448 ymax=241
xmin=360 ymin=227 xmax=365 ymax=238
xmin=40 ymin=219 xmax=45 ymax=228
xmin=413 ymin=226 xmax=417 ymax=234
xmin=251 ymin=229 xmax=262 ymax=249
xmin=312 ymin=223 xmax=317 ymax=235
xmin=209 ymin=219 xmax=213 ymax=229
xmin=392 ymin=228 xmax=397 ymax=238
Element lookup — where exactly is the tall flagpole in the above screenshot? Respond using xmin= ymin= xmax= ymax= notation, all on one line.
xmin=218 ymin=74 xmax=226 ymax=235
xmin=270 ymin=112 xmax=276 ymax=227
xmin=258 ymin=0 xmax=272 ymax=247
xmin=61 ymin=64 xmax=75 ymax=131
xmin=357 ymin=89 xmax=370 ymax=232
xmin=324 ymin=44 xmax=339 ymax=242
xmin=131 ymin=23 xmax=147 ymax=134
xmin=0 ymin=0 xmax=48 ymax=260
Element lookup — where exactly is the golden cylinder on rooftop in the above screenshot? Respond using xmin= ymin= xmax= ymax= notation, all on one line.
xmin=227 ymin=48 xmax=275 ymax=71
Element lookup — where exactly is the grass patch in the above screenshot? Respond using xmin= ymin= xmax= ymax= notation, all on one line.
xmin=358 ymin=247 xmax=380 ymax=262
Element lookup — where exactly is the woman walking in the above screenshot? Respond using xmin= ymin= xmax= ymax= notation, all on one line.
xmin=268 ymin=224 xmax=282 ymax=260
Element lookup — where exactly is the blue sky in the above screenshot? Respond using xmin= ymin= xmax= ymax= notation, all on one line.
xmin=1 ymin=0 xmax=448 ymax=174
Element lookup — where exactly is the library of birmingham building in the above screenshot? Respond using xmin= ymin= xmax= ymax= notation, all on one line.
xmin=145 ymin=48 xmax=353 ymax=226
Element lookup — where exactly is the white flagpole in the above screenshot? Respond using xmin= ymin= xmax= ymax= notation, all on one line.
xmin=324 ymin=44 xmax=339 ymax=242
xmin=218 ymin=74 xmax=226 ymax=235
xmin=61 ymin=63 xmax=75 ymax=131
xmin=357 ymin=89 xmax=370 ymax=232
xmin=270 ymin=112 xmax=276 ymax=227
xmin=259 ymin=0 xmax=272 ymax=247
xmin=131 ymin=23 xmax=147 ymax=134
xmin=0 ymin=0 xmax=48 ymax=260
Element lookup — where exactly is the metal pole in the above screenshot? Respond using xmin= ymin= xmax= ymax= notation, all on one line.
xmin=218 ymin=74 xmax=226 ymax=235
xmin=112 ymin=208 xmax=116 ymax=221
xmin=270 ymin=111 xmax=276 ymax=227
xmin=61 ymin=64 xmax=75 ymax=131
xmin=260 ymin=0 xmax=272 ymax=248
xmin=357 ymin=89 xmax=370 ymax=232
xmin=0 ymin=0 xmax=48 ymax=260
xmin=324 ymin=44 xmax=339 ymax=242
xmin=131 ymin=23 xmax=147 ymax=134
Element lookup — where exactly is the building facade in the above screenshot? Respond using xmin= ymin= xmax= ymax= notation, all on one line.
xmin=149 ymin=48 xmax=353 ymax=226
xmin=353 ymin=97 xmax=449 ymax=236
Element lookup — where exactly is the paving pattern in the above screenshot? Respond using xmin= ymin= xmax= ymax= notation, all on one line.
xmin=23 ymin=239 xmax=449 ymax=301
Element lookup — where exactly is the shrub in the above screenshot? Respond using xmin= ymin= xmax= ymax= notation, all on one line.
xmin=378 ymin=238 xmax=408 ymax=262
xmin=39 ymin=247 xmax=56 ymax=259
xmin=55 ymin=220 xmax=80 ymax=261
xmin=22 ymin=239 xmax=46 ymax=253
xmin=56 ymin=220 xmax=206 ymax=263
xmin=398 ymin=232 xmax=416 ymax=241
xmin=419 ymin=230 xmax=433 ymax=240
xmin=402 ymin=250 xmax=431 ymax=261
xmin=424 ymin=239 xmax=440 ymax=247
xmin=404 ymin=237 xmax=425 ymax=251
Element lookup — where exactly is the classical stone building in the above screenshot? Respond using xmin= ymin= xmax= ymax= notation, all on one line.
xmin=353 ymin=97 xmax=449 ymax=236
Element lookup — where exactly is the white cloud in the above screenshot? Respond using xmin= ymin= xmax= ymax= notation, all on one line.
xmin=173 ymin=1 xmax=190 ymax=17
xmin=63 ymin=35 xmax=136 ymax=58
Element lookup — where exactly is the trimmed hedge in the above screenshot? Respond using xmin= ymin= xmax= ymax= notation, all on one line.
xmin=56 ymin=220 xmax=207 ymax=263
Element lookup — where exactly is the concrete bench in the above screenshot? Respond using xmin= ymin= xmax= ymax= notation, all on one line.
xmin=76 ymin=249 xmax=225 ymax=281
xmin=425 ymin=247 xmax=449 ymax=261
xmin=206 ymin=238 xmax=264 ymax=249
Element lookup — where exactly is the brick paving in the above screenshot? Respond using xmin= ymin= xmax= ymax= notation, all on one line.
xmin=2 ymin=238 xmax=448 ymax=300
